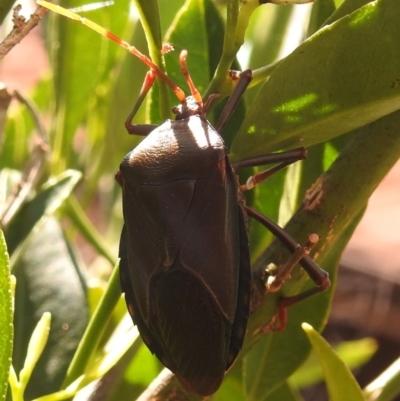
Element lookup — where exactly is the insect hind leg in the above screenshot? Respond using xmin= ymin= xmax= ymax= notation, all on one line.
xmin=246 ymin=206 xmax=330 ymax=329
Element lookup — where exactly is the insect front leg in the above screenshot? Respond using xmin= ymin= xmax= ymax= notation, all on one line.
xmin=125 ymin=69 xmax=159 ymax=136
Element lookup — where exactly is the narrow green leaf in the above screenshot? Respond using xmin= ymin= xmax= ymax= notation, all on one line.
xmin=5 ymin=170 xmax=81 ymax=257
xmin=48 ymin=0 xmax=131 ymax=169
xmin=149 ymin=0 xmax=225 ymax=124
xmin=164 ymin=0 xmax=212 ymax=95
xmin=307 ymin=0 xmax=337 ymax=36
xmin=365 ymin=356 xmax=400 ymax=401
xmin=158 ymin=0 xmax=188 ymax=34
xmin=133 ymin=0 xmax=171 ymax=121
xmin=84 ymin=337 xmax=146 ymax=401
xmin=241 ymin=4 xmax=296 ymax=117
xmin=264 ymin=382 xmax=303 ymax=401
xmin=248 ymin=168 xmax=288 ymax=262
xmin=2 ymin=77 xmax=52 ymax=170
xmin=290 ymin=338 xmax=377 ymax=387
xmin=132 ymin=0 xmax=162 ymax=49
xmin=125 ymin=342 xmax=160 ymax=387
xmin=243 ymin=284 xmax=333 ymax=400
xmin=231 ymin=0 xmax=400 ymax=161
xmin=214 ymin=360 xmax=246 ymax=401
xmin=74 ymin=20 xmax=148 ymax=213
xmin=326 ymin=0 xmax=375 ymax=25
xmin=302 ymin=323 xmax=364 ymax=401
xmin=0 ymin=0 xmax=15 ymax=24
xmin=0 ymin=231 xmax=12 ymax=401
xmin=179 ymin=0 xmax=225 ymax=87
xmin=203 ymin=0 xmax=241 ymax=98
xmin=19 ymin=312 xmax=51 ymax=388
xmin=0 ymin=87 xmax=12 ymax=142
xmin=62 ymin=262 xmax=121 ymax=387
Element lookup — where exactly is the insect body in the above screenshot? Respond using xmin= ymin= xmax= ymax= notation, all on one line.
xmin=37 ymin=1 xmax=330 ymax=396
xmin=116 ymin=107 xmax=251 ymax=395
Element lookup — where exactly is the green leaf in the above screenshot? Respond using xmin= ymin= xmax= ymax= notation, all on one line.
xmin=243 ymin=107 xmax=400 ymax=398
xmin=0 ymin=231 xmax=12 ymax=401
xmin=5 ymin=170 xmax=81 ymax=257
xmin=242 ymin=184 xmax=356 ymax=400
xmin=75 ymin=21 xmax=154 ymax=207
xmin=243 ymin=285 xmax=333 ymax=400
xmin=133 ymin=0 xmax=171 ymax=121
xmin=12 ymin=218 xmax=88 ymax=399
xmin=0 ymin=0 xmax=15 ymax=24
xmin=19 ymin=312 xmax=51 ymax=388
xmin=303 ymin=323 xmax=364 ymax=401
xmin=214 ymin=362 xmax=246 ymax=401
xmin=247 ymin=165 xmax=288 ymax=261
xmin=264 ymin=382 xmax=303 ymax=401
xmin=133 ymin=0 xmax=162 ymax=50
xmin=62 ymin=262 xmax=122 ymax=388
xmin=48 ymin=0 xmax=131 ymax=169
xmin=163 ymin=0 xmax=212 ymax=104
xmin=125 ymin=342 xmax=160 ymax=387
xmin=290 ymin=338 xmax=377 ymax=387
xmin=2 ymin=77 xmax=52 ymax=170
xmin=149 ymin=0 xmax=225 ymax=124
xmin=231 ymin=0 xmax=400 ymax=161
xmin=164 ymin=0 xmax=224 ymax=95
xmin=364 ymin=358 xmax=400 ymax=401
xmin=326 ymin=0 xmax=375 ymax=25
xmin=307 ymin=0 xmax=337 ymax=36
xmin=241 ymin=4 xmax=297 ymax=137
xmin=365 ymin=356 xmax=400 ymax=401
xmin=0 ymin=87 xmax=12 ymax=142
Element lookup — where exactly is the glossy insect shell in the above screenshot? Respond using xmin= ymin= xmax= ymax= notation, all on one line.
xmin=117 ymin=114 xmax=251 ymax=396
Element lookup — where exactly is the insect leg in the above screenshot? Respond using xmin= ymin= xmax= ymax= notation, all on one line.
xmin=125 ymin=69 xmax=159 ymax=136
xmin=215 ymin=69 xmax=253 ymax=132
xmin=246 ymin=207 xmax=329 ymax=288
xmin=232 ymin=147 xmax=307 ymax=170
xmin=246 ymin=206 xmax=330 ymax=327
xmin=233 ymin=148 xmax=307 ymax=191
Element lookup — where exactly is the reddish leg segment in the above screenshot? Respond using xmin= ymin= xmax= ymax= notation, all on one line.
xmin=125 ymin=70 xmax=158 ymax=136
xmin=246 ymin=206 xmax=330 ymax=326
xmin=234 ymin=148 xmax=330 ymax=325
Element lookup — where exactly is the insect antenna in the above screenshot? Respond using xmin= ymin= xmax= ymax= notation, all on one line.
xmin=36 ymin=0 xmax=187 ymax=103
xmin=179 ymin=50 xmax=203 ymax=106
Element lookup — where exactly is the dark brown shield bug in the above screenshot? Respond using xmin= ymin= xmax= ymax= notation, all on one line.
xmin=36 ymin=2 xmax=330 ymax=396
